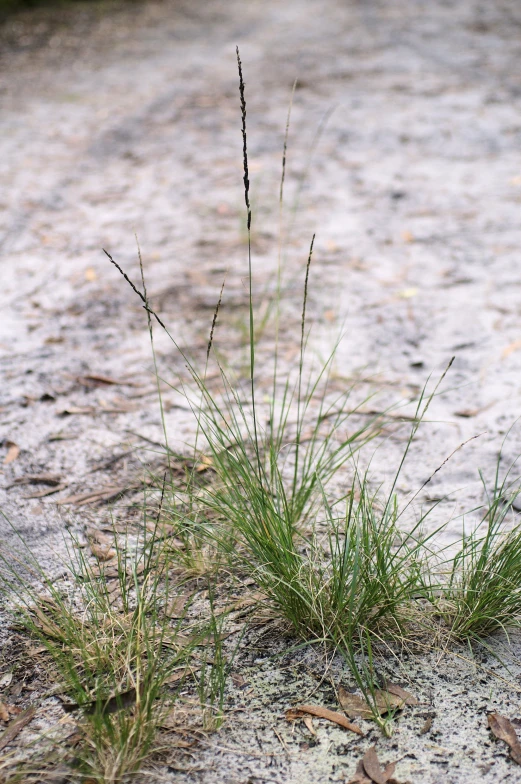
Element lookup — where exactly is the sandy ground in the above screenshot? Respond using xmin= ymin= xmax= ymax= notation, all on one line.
xmin=2 ymin=0 xmax=521 ymax=781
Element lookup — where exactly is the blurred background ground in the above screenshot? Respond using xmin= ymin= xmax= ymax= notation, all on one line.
xmin=2 ymin=1 xmax=521 ymax=781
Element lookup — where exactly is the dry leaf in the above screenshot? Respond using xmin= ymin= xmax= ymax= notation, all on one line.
xmin=0 ymin=706 xmax=36 ymax=752
xmin=382 ymin=681 xmax=418 ymax=706
xmin=25 ymin=483 xmax=67 ymax=499
xmin=223 ymin=591 xmax=265 ymax=614
xmin=196 ymin=455 xmax=213 ymax=472
xmin=86 ymin=528 xmax=116 ymax=561
xmin=231 ymin=672 xmax=246 ymax=688
xmin=0 ymin=703 xmax=8 ymax=723
xmin=488 ymin=713 xmax=521 ymax=765
xmin=286 ymin=704 xmax=363 ymax=735
xmin=25 ymin=645 xmax=47 ymax=656
xmin=13 ymin=474 xmax=62 ymax=486
xmin=303 ymin=715 xmax=316 ymax=736
xmin=89 ymin=543 xmax=116 ymax=561
xmin=78 ymin=374 xmax=136 ymax=387
xmin=339 ymin=686 xmax=405 ymax=720
xmin=339 ymin=689 xmax=374 ymax=719
xmin=3 ymin=442 xmax=20 ymax=465
xmin=165 ymin=668 xmax=190 ymax=685
xmin=57 ymin=479 xmax=153 ymax=506
xmin=362 ymin=746 xmax=395 ymax=784
xmin=286 ymin=708 xmax=305 ymax=721
xmin=56 ymin=489 xmax=107 ymax=505
xmin=9 ymin=683 xmax=22 ymax=699
xmin=348 ymin=757 xmax=372 ymax=784
xmin=99 ymin=399 xmax=135 ymax=413
xmin=348 ymin=747 xmax=399 ymax=784
xmin=167 ymin=593 xmax=192 ymax=618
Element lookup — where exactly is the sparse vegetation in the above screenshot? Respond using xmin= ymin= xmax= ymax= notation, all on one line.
xmin=3 ymin=43 xmax=521 ymax=782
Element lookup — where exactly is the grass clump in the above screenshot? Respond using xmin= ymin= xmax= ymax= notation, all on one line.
xmin=105 ymin=49 xmax=521 ymax=736
xmin=0 ymin=515 xmax=201 ymax=782
xmin=433 ymin=461 xmax=521 ymax=643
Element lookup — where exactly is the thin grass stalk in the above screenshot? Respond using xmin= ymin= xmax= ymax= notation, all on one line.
xmin=235 ymin=47 xmax=263 ymax=490
xmin=292 ymin=234 xmax=315 ymax=509
xmin=136 ymin=236 xmax=173 ymax=480
xmin=270 ymin=78 xmax=297 ymax=453
xmin=385 ymin=356 xmax=455 ymax=523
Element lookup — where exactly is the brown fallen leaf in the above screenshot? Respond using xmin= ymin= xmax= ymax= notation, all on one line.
xmin=99 ymin=399 xmax=136 ymax=413
xmin=339 ymin=685 xmax=405 ymax=720
xmin=105 ymin=580 xmax=122 ymax=596
xmin=89 ymin=543 xmax=116 ymax=561
xmin=362 ymin=746 xmax=395 ymax=784
xmin=454 ymin=401 xmax=495 ymax=419
xmin=348 ymin=747 xmax=399 ymax=784
xmin=223 ymin=591 xmax=266 ymax=614
xmin=164 ymin=668 xmax=190 ymax=685
xmin=25 ymin=645 xmax=47 ymax=656
xmin=56 ymin=489 xmax=109 ymax=505
xmin=13 ymin=474 xmax=62 ymax=487
xmin=231 ymin=672 xmax=246 ymax=688
xmin=86 ymin=528 xmax=115 ymax=561
xmin=382 ymin=681 xmax=419 ymax=706
xmin=9 ymin=683 xmax=22 ymax=699
xmin=488 ymin=713 xmax=521 ymax=765
xmin=25 ymin=483 xmax=68 ymax=499
xmin=303 ymin=715 xmax=316 ymax=736
xmin=348 ymin=757 xmax=372 ymax=784
xmin=3 ymin=442 xmax=20 ymax=465
xmin=78 ymin=374 xmax=137 ymax=387
xmin=286 ymin=705 xmax=363 ymax=735
xmin=0 ymin=703 xmax=8 ymax=723
xmin=167 ymin=593 xmax=193 ymax=618
xmin=56 ymin=479 xmax=154 ymax=506
xmin=0 ymin=706 xmax=36 ymax=752
xmin=196 ymin=455 xmax=213 ymax=472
